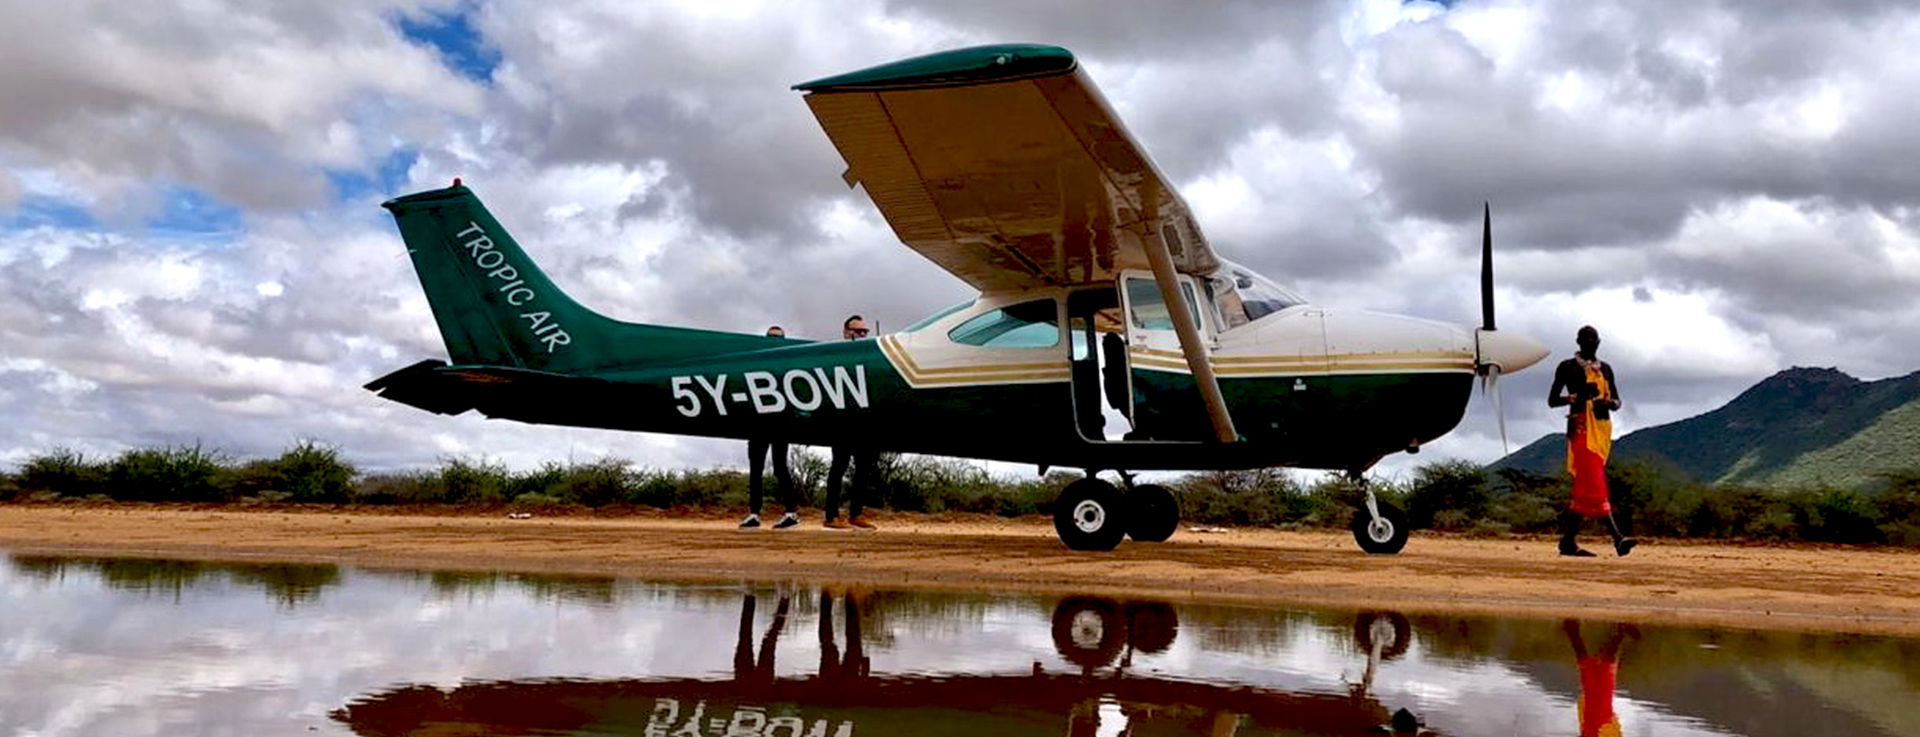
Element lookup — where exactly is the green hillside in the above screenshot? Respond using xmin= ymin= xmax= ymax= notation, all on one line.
xmin=1493 ymin=367 xmax=1920 ymax=489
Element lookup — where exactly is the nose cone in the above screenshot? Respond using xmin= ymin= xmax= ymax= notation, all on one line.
xmin=1475 ymin=329 xmax=1549 ymax=374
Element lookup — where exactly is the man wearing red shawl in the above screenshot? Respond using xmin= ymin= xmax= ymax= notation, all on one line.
xmin=1548 ymin=326 xmax=1638 ymax=557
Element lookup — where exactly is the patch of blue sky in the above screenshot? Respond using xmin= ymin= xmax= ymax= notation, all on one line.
xmin=0 ymin=195 xmax=97 ymax=231
xmin=144 ymin=184 xmax=245 ymax=240
xmin=327 ymin=148 xmax=421 ymax=201
xmin=397 ymin=3 xmax=500 ymax=83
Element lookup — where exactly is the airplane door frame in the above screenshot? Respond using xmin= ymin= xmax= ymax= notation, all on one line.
xmin=1066 ymin=287 xmax=1129 ymax=442
xmin=1118 ymin=270 xmax=1215 ymax=440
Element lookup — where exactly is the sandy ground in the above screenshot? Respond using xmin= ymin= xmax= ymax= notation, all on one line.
xmin=3 ymin=503 xmax=1917 ymax=637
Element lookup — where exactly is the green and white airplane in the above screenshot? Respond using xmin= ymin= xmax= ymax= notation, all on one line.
xmin=366 ymin=44 xmax=1550 ymax=553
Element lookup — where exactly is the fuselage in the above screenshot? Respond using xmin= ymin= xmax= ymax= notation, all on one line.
xmin=464 ymin=276 xmax=1494 ymax=473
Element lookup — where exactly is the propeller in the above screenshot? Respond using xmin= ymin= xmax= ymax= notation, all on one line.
xmin=1471 ymin=202 xmax=1546 ymax=454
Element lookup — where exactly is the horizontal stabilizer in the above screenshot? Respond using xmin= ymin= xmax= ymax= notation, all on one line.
xmin=364 ymin=359 xmax=611 ymax=417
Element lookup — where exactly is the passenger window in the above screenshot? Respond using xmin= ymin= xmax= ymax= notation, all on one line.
xmin=1125 ymin=277 xmax=1202 ymax=331
xmin=947 ymin=299 xmax=1060 ymax=348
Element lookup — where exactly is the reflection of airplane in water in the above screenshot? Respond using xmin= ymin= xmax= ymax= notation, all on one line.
xmin=333 ymin=594 xmax=1433 ymax=736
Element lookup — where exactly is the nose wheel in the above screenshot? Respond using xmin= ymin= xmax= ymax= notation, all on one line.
xmin=1349 ymin=472 xmax=1408 ymax=554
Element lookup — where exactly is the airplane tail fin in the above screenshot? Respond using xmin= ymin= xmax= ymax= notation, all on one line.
xmin=383 ymin=182 xmax=781 ymax=373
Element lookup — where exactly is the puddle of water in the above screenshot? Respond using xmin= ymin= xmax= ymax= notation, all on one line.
xmin=3 ymin=553 xmax=1918 ymax=736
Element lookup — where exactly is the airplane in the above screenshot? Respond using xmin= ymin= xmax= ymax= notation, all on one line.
xmin=365 ymin=43 xmax=1550 ymax=554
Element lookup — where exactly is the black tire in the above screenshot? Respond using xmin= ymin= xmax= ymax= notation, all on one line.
xmin=1351 ymin=501 xmax=1410 ymax=554
xmin=1054 ymin=478 xmax=1128 ymax=551
xmin=1123 ymin=601 xmax=1179 ymax=654
xmin=1353 ymin=610 xmax=1412 ymax=660
xmin=1126 ymin=484 xmax=1180 ymax=543
xmin=1051 ymin=597 xmax=1125 ymax=669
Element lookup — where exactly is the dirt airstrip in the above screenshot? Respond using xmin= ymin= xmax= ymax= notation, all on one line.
xmin=2 ymin=504 xmax=1917 ymax=637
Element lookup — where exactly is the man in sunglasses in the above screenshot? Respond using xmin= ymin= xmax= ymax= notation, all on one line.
xmin=825 ymin=315 xmax=877 ymax=529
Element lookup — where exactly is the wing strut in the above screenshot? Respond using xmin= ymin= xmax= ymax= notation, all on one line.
xmin=1139 ymin=184 xmax=1238 ymax=443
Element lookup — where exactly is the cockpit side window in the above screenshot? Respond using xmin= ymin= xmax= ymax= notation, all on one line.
xmin=1212 ymin=263 xmax=1306 ymax=326
xmin=947 ymin=298 xmax=1060 ymax=348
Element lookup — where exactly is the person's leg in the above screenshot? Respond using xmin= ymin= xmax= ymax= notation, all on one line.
xmin=773 ymin=441 xmax=797 ymax=514
xmin=1604 ymin=514 xmax=1637 ymax=556
xmin=746 ymin=439 xmax=768 ymax=515
xmin=824 ymin=448 xmax=848 ymax=525
xmin=1559 ymin=511 xmax=1593 ymax=556
xmin=848 ymin=452 xmax=876 ymax=528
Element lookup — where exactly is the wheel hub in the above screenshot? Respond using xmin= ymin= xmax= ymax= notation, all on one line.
xmin=1072 ymin=500 xmax=1107 ymax=533
xmin=1366 ymin=516 xmax=1395 ymax=543
xmin=1069 ymin=610 xmax=1106 ymax=648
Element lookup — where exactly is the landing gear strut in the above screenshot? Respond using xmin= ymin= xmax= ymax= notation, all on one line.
xmin=1348 ymin=470 xmax=1409 ymax=554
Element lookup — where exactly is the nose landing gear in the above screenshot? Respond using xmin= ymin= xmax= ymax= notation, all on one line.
xmin=1349 ymin=469 xmax=1409 ymax=555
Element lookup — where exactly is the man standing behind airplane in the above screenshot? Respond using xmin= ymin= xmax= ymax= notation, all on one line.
xmin=824 ymin=315 xmax=878 ymax=530
xmin=741 ymin=325 xmax=801 ymax=530
xmin=1548 ymin=325 xmax=1637 ymax=557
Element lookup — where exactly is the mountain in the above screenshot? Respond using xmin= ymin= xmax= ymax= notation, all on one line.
xmin=1491 ymin=367 xmax=1920 ymax=489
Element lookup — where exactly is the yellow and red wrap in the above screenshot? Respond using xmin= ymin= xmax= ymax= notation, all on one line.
xmin=1565 ymin=360 xmax=1613 ymax=519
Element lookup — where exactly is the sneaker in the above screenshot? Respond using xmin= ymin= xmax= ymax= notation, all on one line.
xmin=1559 ymin=546 xmax=1596 ymax=557
xmin=738 ymin=514 xmax=761 ymax=529
xmin=823 ymin=518 xmax=851 ymax=530
xmin=773 ymin=513 xmax=800 ymax=529
xmin=1615 ymin=538 xmax=1638 ymax=557
xmin=848 ymin=515 xmax=876 ymax=530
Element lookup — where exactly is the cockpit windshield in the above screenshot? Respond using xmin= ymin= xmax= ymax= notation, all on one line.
xmin=1210 ymin=259 xmax=1307 ymax=329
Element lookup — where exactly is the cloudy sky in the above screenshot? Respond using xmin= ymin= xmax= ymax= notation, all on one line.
xmin=3 ymin=0 xmax=1917 ymax=480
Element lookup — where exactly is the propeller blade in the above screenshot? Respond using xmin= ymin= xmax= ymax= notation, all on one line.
xmin=1480 ymin=201 xmax=1495 ymax=332
xmin=1491 ymin=365 xmax=1509 ymax=454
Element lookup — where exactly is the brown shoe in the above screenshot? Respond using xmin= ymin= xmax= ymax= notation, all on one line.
xmin=849 ymin=516 xmax=877 ymax=530
xmin=823 ymin=518 xmax=851 ymax=530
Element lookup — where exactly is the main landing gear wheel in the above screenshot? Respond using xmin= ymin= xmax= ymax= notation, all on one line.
xmin=1352 ymin=501 xmax=1409 ymax=554
xmin=1051 ymin=597 xmax=1125 ymax=669
xmin=1054 ymin=477 xmax=1129 ymax=551
xmin=1126 ymin=483 xmax=1179 ymax=543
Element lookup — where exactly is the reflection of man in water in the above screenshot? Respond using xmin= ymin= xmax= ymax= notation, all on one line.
xmin=1563 ymin=619 xmax=1635 ymax=737
xmin=734 ymin=592 xmax=790 ymax=684
xmin=817 ymin=589 xmax=869 ymax=680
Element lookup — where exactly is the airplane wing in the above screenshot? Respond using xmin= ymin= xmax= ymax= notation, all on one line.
xmin=796 ymin=44 xmax=1220 ymax=293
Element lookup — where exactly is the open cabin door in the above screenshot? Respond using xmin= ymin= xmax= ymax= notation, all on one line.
xmin=1066 ymin=288 xmax=1131 ymax=441
xmin=1118 ymin=271 xmax=1214 ymax=441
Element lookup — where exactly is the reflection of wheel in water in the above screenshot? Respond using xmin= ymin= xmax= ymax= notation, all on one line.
xmin=1126 ymin=484 xmax=1179 ymax=543
xmin=1350 ymin=501 xmax=1410 ymax=554
xmin=1054 ymin=478 xmax=1129 ymax=551
xmin=1353 ymin=611 xmax=1412 ymax=660
xmin=1123 ymin=601 xmax=1178 ymax=654
xmin=1051 ymin=597 xmax=1125 ymax=669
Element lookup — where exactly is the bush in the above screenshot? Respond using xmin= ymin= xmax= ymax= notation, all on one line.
xmin=436 ymin=457 xmax=513 ymax=504
xmin=1405 ymin=460 xmax=1490 ymax=531
xmin=105 ymin=445 xmax=227 ymax=502
xmin=272 ymin=441 xmax=357 ymax=503
xmin=350 ymin=471 xmax=442 ymax=504
xmin=18 ymin=448 xmax=107 ymax=497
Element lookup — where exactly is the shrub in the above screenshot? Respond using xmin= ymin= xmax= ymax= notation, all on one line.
xmin=1405 ymin=460 xmax=1490 ymax=531
xmin=545 ymin=459 xmax=634 ymax=506
xmin=436 ymin=457 xmax=513 ymax=504
xmin=272 ymin=441 xmax=357 ymax=503
xmin=350 ymin=471 xmax=442 ymax=504
xmin=105 ymin=444 xmax=226 ymax=502
xmin=19 ymin=448 xmax=107 ymax=497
